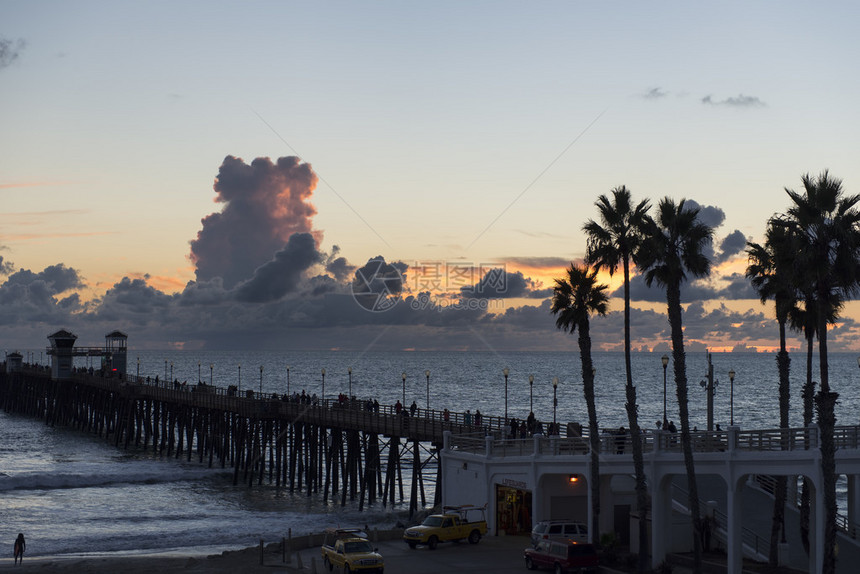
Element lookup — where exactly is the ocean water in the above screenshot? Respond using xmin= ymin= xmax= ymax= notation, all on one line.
xmin=2 ymin=350 xmax=859 ymax=558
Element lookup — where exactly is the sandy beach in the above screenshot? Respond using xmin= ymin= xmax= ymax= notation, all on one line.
xmin=0 ymin=532 xmax=536 ymax=573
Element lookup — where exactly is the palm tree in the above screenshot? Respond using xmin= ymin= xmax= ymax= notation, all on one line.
xmin=637 ymin=197 xmax=714 ymax=573
xmin=746 ymin=222 xmax=798 ymax=565
xmin=551 ymin=263 xmax=609 ymax=545
xmin=583 ymin=186 xmax=651 ymax=573
xmin=789 ymin=292 xmax=838 ymax=552
xmin=770 ymin=171 xmax=860 ymax=574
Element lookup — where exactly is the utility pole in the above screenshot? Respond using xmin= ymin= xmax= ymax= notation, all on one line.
xmin=706 ymin=352 xmax=715 ymax=431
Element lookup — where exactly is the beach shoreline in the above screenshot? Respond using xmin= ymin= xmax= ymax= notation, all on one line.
xmin=0 ymin=530 xmax=535 ymax=573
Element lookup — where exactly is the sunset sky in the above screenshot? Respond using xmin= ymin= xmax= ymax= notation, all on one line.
xmin=2 ymin=2 xmax=859 ymax=353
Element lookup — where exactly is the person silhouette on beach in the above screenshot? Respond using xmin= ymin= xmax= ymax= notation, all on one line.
xmin=13 ymin=533 xmax=25 ymax=565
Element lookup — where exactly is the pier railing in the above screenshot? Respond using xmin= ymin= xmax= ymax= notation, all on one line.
xmin=8 ymin=365 xmax=854 ymax=456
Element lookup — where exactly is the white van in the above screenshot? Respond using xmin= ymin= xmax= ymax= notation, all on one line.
xmin=530 ymin=519 xmax=589 ymax=546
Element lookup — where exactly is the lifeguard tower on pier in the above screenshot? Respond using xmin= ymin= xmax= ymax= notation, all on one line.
xmin=46 ymin=329 xmax=129 ymax=380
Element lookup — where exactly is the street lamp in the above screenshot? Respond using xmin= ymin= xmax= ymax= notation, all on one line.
xmin=425 ymin=369 xmax=431 ymax=411
xmin=529 ymin=375 xmax=535 ymax=414
xmin=136 ymin=357 xmax=140 ymax=378
xmin=321 ymin=368 xmax=326 ymax=403
xmin=198 ymin=361 xmax=201 ymax=384
xmin=209 ymin=364 xmax=213 ymax=386
xmin=259 ymin=365 xmax=264 ymax=396
xmin=401 ymin=372 xmax=406 ymax=405
xmin=699 ymin=352 xmax=718 ymax=431
xmin=552 ymin=377 xmax=559 ymax=427
xmin=170 ymin=361 xmax=173 ymax=383
xmin=661 ymin=354 xmax=669 ymax=427
xmin=503 ymin=367 xmax=510 ymax=424
xmin=729 ymin=369 xmax=736 ymax=426
xmin=238 ymin=364 xmax=241 ymax=391
xmin=529 ymin=374 xmax=534 ymax=414
xmin=164 ymin=360 xmax=168 ymax=382
xmin=286 ymin=365 xmax=290 ymax=395
xmin=348 ymin=367 xmax=353 ymax=398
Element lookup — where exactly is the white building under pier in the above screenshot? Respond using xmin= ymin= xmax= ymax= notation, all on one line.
xmin=440 ymin=425 xmax=860 ymax=574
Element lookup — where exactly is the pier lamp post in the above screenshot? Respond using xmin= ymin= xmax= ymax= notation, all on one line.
xmin=164 ymin=360 xmax=168 ymax=382
xmin=286 ymin=365 xmax=290 ymax=395
xmin=321 ymin=368 xmax=326 ymax=403
xmin=259 ymin=365 xmax=263 ymax=396
xmin=529 ymin=375 xmax=534 ymax=414
xmin=238 ymin=364 xmax=241 ymax=392
xmin=503 ymin=367 xmax=510 ymax=424
xmin=198 ymin=361 xmax=201 ymax=384
xmin=170 ymin=362 xmax=173 ymax=383
xmin=661 ymin=354 xmax=669 ymax=427
xmin=209 ymin=364 xmax=213 ymax=386
xmin=699 ymin=352 xmax=718 ymax=431
xmin=425 ymin=369 xmax=430 ymax=411
xmin=729 ymin=369 xmax=736 ymax=426
xmin=401 ymin=372 xmax=406 ymax=406
xmin=136 ymin=357 xmax=140 ymax=378
xmin=348 ymin=367 xmax=353 ymax=399
xmin=552 ymin=377 xmax=559 ymax=426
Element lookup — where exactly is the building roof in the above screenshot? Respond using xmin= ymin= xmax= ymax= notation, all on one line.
xmin=47 ymin=328 xmax=77 ymax=340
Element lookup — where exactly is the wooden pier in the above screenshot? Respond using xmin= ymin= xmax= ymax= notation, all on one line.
xmin=0 ymin=364 xmax=491 ymax=516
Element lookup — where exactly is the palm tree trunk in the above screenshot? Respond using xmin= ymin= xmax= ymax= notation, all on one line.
xmin=578 ymin=322 xmax=600 ymax=546
xmin=800 ymin=331 xmax=815 ymax=554
xmin=622 ymin=259 xmax=649 ymax=573
xmin=769 ymin=330 xmax=790 ymax=566
xmin=666 ymin=281 xmax=702 ymax=573
xmin=817 ymin=298 xmax=838 ymax=574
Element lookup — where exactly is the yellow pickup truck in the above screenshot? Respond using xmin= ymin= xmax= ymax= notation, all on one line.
xmin=403 ymin=504 xmax=488 ymax=550
xmin=320 ymin=528 xmax=384 ymax=573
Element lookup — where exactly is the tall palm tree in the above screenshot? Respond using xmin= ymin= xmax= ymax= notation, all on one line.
xmin=637 ymin=197 xmax=714 ymax=574
xmin=583 ymin=186 xmax=651 ymax=573
xmin=551 ymin=263 xmax=609 ymax=545
xmin=789 ymin=292 xmax=838 ymax=552
xmin=746 ymin=222 xmax=798 ymax=565
xmin=771 ymin=171 xmax=860 ymax=574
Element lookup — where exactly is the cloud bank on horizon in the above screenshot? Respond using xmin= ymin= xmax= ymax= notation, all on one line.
xmin=3 ymin=154 xmax=857 ymax=354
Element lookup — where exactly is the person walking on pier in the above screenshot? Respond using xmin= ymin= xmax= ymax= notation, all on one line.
xmin=13 ymin=533 xmax=25 ymax=565
xmin=409 ymin=401 xmax=417 ymax=417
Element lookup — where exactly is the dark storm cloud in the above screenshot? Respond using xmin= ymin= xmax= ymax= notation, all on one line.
xmin=460 ymin=269 xmax=547 ymax=299
xmin=0 ymin=264 xmax=84 ymax=325
xmin=352 ymin=257 xmax=408 ymax=298
xmin=233 ymin=233 xmax=322 ymax=303
xmin=0 ymin=256 xmax=14 ymax=275
xmin=189 ymin=156 xmax=318 ymax=289
xmin=684 ymin=199 xmax=725 ymax=229
xmin=0 ymin=37 xmax=25 ymax=70
xmin=325 ymin=245 xmax=356 ymax=282
xmin=95 ymin=277 xmax=178 ymax=316
xmin=716 ymin=230 xmax=747 ymax=263
xmin=2 ymin=264 xmax=83 ymax=294
xmin=702 ymin=94 xmax=766 ymax=107
xmin=620 ymin=273 xmax=746 ymax=303
xmin=721 ymin=273 xmax=758 ymax=300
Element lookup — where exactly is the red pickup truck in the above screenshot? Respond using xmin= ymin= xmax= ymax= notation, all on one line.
xmin=524 ymin=540 xmax=599 ymax=573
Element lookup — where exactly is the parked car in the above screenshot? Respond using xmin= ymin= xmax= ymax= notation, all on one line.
xmin=530 ymin=520 xmax=588 ymax=547
xmin=403 ymin=504 xmax=488 ymax=549
xmin=320 ymin=528 xmax=384 ymax=573
xmin=524 ymin=540 xmax=598 ymax=573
